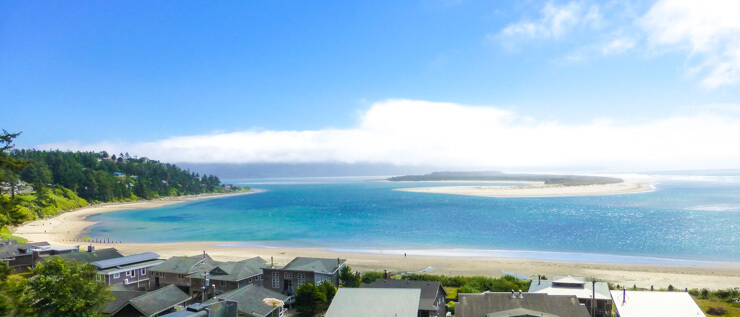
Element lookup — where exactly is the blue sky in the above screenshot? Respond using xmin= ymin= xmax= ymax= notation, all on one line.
xmin=2 ymin=1 xmax=740 ymax=171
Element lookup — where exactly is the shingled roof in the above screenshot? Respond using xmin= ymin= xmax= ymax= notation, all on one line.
xmin=0 ymin=240 xmax=49 ymax=258
xmin=456 ymin=292 xmax=590 ymax=317
xmin=279 ymin=257 xmax=345 ymax=274
xmin=190 ymin=256 xmax=267 ymax=282
xmin=206 ymin=284 xmax=289 ymax=317
xmin=361 ymin=279 xmax=447 ymax=312
xmin=102 ymin=286 xmax=146 ymax=315
xmin=151 ymin=254 xmax=216 ymax=274
xmin=128 ymin=284 xmax=190 ymax=316
xmin=54 ymin=248 xmax=123 ymax=263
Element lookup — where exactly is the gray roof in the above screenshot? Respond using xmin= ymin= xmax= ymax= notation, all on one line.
xmin=206 ymin=284 xmax=289 ymax=317
xmin=162 ymin=301 xmax=238 ymax=317
xmin=279 ymin=257 xmax=345 ymax=274
xmin=528 ymin=276 xmax=612 ymax=301
xmin=98 ymin=259 xmax=165 ymax=274
xmin=91 ymin=252 xmax=159 ymax=269
xmin=361 ymin=279 xmax=447 ymax=311
xmin=456 ymin=292 xmax=591 ymax=317
xmin=325 ymin=288 xmax=421 ymax=317
xmin=151 ymin=254 xmax=216 ymax=274
xmin=54 ymin=248 xmax=123 ymax=263
xmin=0 ymin=241 xmax=50 ymax=258
xmin=128 ymin=284 xmax=190 ymax=316
xmin=102 ymin=288 xmax=146 ymax=315
xmin=189 ymin=257 xmax=267 ymax=282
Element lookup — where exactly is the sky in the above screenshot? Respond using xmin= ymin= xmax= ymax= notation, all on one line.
xmin=2 ymin=0 xmax=740 ymax=172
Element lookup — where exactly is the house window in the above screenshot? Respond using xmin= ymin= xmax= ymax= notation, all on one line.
xmin=248 ymin=278 xmax=252 ymax=283
xmin=113 ymin=273 xmax=120 ymax=279
xmin=96 ymin=274 xmax=103 ymax=282
xmin=130 ymin=270 xmax=136 ymax=277
xmin=141 ymin=268 xmax=146 ymax=275
xmin=272 ymin=272 xmax=280 ymax=288
xmin=220 ymin=280 xmax=225 ymax=287
xmin=178 ymin=274 xmax=185 ymax=279
xmin=284 ymin=273 xmax=292 ymax=279
xmin=125 ymin=271 xmax=131 ymax=277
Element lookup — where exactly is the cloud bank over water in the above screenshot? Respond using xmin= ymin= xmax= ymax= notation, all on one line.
xmin=39 ymin=99 xmax=740 ymax=171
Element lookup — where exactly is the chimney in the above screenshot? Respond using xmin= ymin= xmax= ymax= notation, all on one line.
xmin=518 ymin=290 xmax=524 ymax=299
xmin=87 ymin=244 xmax=95 ymax=252
xmin=510 ymin=290 xmax=515 ymax=299
xmin=538 ymin=275 xmax=541 ymax=285
xmin=591 ymin=279 xmax=597 ymax=317
xmin=337 ymin=258 xmax=341 ymax=269
xmin=271 ymin=257 xmax=274 ymax=269
xmin=384 ymin=270 xmax=388 ymax=280
xmin=622 ymin=287 xmax=626 ymax=304
xmin=203 ymin=251 xmax=206 ymax=259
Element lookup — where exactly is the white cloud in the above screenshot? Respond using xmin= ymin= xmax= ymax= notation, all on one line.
xmin=39 ymin=99 xmax=740 ymax=171
xmin=494 ymin=2 xmax=601 ymax=44
xmin=641 ymin=0 xmax=740 ymax=88
xmin=601 ymin=37 xmax=635 ymax=55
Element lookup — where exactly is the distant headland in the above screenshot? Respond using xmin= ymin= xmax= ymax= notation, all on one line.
xmin=387 ymin=171 xmax=623 ymax=186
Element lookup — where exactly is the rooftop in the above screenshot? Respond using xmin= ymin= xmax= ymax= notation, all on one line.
xmin=151 ymin=254 xmax=216 ymax=274
xmin=528 ymin=276 xmax=611 ymax=300
xmin=610 ymin=290 xmax=706 ymax=317
xmin=361 ymin=279 xmax=447 ymax=311
xmin=279 ymin=257 xmax=346 ymax=274
xmin=189 ymin=256 xmax=267 ymax=282
xmin=54 ymin=248 xmax=123 ymax=263
xmin=91 ymin=252 xmax=160 ymax=269
xmin=129 ymin=284 xmax=190 ymax=316
xmin=206 ymin=283 xmax=289 ymax=317
xmin=325 ymin=288 xmax=421 ymax=317
xmin=456 ymin=292 xmax=590 ymax=317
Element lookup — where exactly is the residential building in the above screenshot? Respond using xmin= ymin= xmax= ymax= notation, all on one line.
xmin=325 ymin=288 xmax=421 ymax=317
xmin=528 ymin=275 xmax=612 ymax=317
xmin=261 ymin=257 xmax=346 ymax=295
xmin=361 ymin=279 xmax=447 ymax=317
xmin=92 ymin=252 xmax=164 ymax=291
xmin=456 ymin=291 xmax=591 ymax=317
xmin=189 ymin=257 xmax=267 ymax=294
xmin=0 ymin=240 xmax=79 ymax=272
xmin=103 ymin=284 xmax=190 ymax=317
xmin=205 ymin=284 xmax=291 ymax=317
xmin=610 ymin=290 xmax=706 ymax=317
xmin=149 ymin=253 xmax=217 ymax=293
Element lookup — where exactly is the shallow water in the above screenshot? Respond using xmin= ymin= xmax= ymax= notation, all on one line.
xmin=87 ymin=175 xmax=740 ymax=263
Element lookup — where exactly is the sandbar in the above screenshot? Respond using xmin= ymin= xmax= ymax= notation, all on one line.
xmin=395 ymin=181 xmax=653 ymax=198
xmin=13 ymin=190 xmax=740 ymax=290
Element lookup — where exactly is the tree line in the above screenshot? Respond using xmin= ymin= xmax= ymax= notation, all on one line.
xmin=1 ymin=130 xmax=240 ymax=227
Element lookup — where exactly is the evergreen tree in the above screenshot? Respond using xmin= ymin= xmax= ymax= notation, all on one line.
xmin=295 ymin=283 xmax=326 ymax=317
xmin=339 ymin=265 xmax=361 ymax=287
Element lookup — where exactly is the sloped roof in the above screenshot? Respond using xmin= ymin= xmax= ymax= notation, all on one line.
xmin=191 ymin=257 xmax=267 ymax=282
xmin=552 ymin=275 xmax=586 ymax=285
xmin=91 ymin=252 xmax=159 ymax=269
xmin=528 ymin=276 xmax=611 ymax=300
xmin=206 ymin=284 xmax=289 ymax=317
xmin=610 ymin=291 xmax=706 ymax=317
xmin=0 ymin=241 xmax=49 ymax=258
xmin=325 ymin=288 xmax=421 ymax=317
xmin=280 ymin=257 xmax=345 ymax=274
xmin=54 ymin=248 xmax=123 ymax=263
xmin=361 ymin=279 xmax=447 ymax=311
xmin=151 ymin=254 xmax=216 ymax=274
xmin=129 ymin=284 xmax=190 ymax=316
xmin=456 ymin=292 xmax=590 ymax=317
xmin=102 ymin=288 xmax=146 ymax=315
xmin=486 ymin=307 xmax=560 ymax=317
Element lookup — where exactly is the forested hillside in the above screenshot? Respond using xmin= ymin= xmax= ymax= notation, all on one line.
xmin=0 ymin=130 xmax=242 ymax=227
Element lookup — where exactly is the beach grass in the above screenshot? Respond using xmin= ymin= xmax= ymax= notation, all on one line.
xmin=693 ymin=296 xmax=740 ymax=316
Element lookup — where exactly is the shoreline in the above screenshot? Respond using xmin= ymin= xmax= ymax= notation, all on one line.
xmin=13 ymin=188 xmax=740 ymax=290
xmin=395 ymin=181 xmax=653 ymax=198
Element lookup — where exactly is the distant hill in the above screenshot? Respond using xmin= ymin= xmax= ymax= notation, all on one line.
xmin=387 ymin=171 xmax=623 ymax=186
xmin=175 ymin=162 xmax=444 ymax=179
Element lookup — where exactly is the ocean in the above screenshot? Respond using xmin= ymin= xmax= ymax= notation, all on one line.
xmin=86 ymin=174 xmax=740 ymax=264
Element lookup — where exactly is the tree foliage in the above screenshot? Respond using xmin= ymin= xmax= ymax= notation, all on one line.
xmin=339 ymin=265 xmax=360 ymax=288
xmin=398 ymin=273 xmax=531 ymax=293
xmin=295 ymin=283 xmax=326 ymax=317
xmin=25 ymin=257 xmax=112 ymax=317
xmin=317 ymin=281 xmax=337 ymax=304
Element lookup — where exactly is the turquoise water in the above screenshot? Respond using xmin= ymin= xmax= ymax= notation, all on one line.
xmin=87 ymin=176 xmax=740 ymax=263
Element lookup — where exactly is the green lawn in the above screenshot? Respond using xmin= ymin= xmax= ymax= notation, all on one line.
xmin=693 ymin=296 xmax=740 ymax=317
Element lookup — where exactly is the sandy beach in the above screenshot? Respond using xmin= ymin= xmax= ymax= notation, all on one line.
xmin=13 ymin=191 xmax=740 ymax=290
xmin=395 ymin=181 xmax=654 ymax=198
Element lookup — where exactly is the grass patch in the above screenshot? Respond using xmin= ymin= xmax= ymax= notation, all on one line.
xmin=444 ymin=286 xmax=458 ymax=301
xmin=693 ymin=296 xmax=740 ymax=316
xmin=0 ymin=226 xmax=27 ymax=243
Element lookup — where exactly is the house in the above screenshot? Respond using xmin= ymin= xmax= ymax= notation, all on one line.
xmin=528 ymin=275 xmax=613 ymax=317
xmin=456 ymin=291 xmax=591 ymax=317
xmin=189 ymin=257 xmax=267 ymax=294
xmin=149 ymin=253 xmax=217 ymax=293
xmin=205 ymin=283 xmax=291 ymax=317
xmin=325 ymin=288 xmax=421 ymax=317
xmin=161 ymin=301 xmax=238 ymax=317
xmin=261 ymin=257 xmax=346 ymax=295
xmin=92 ymin=252 xmax=164 ymax=291
xmin=610 ymin=290 xmax=706 ymax=317
xmin=103 ymin=284 xmax=190 ymax=317
xmin=361 ymin=278 xmax=448 ymax=317
xmin=55 ymin=246 xmax=124 ymax=263
xmin=0 ymin=240 xmax=79 ymax=273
